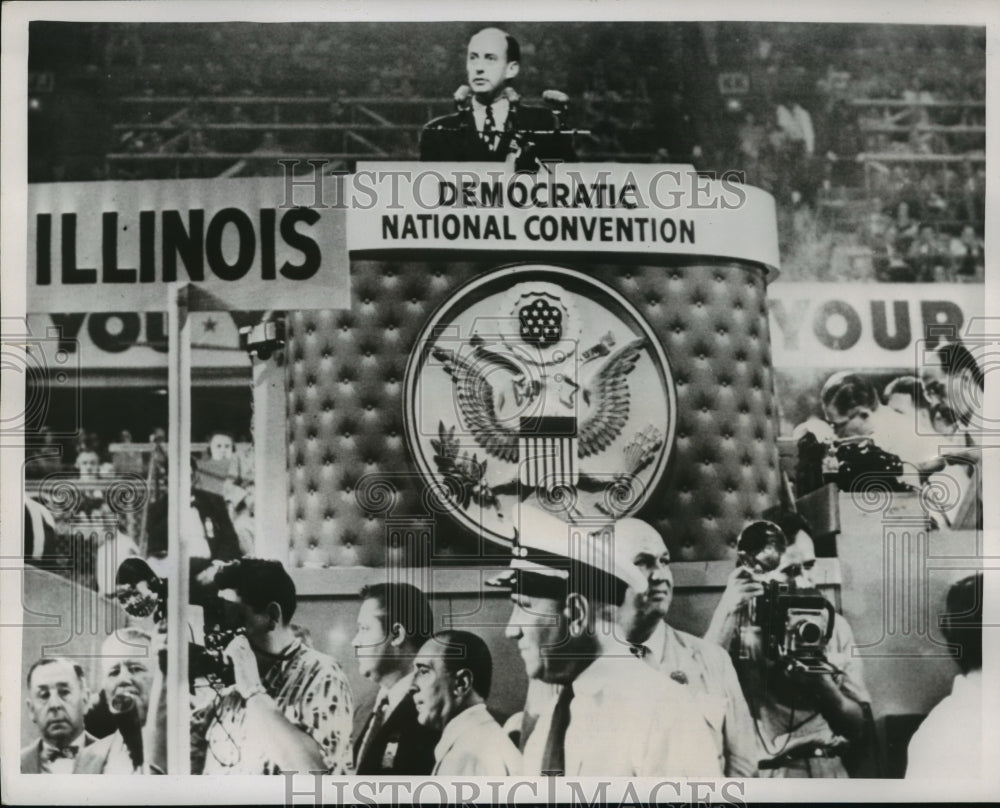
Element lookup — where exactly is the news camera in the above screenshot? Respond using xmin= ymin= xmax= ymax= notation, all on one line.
xmin=189 ymin=623 xmax=242 ymax=687
xmin=749 ymin=577 xmax=837 ymax=675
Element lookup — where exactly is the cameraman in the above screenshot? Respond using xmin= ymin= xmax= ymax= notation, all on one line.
xmin=190 ymin=559 xmax=354 ymax=774
xmin=704 ymin=520 xmax=871 ymax=777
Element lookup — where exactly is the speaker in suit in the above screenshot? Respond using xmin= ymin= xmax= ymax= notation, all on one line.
xmin=420 ymin=96 xmax=575 ymax=167
xmin=419 ymin=26 xmax=575 ymax=169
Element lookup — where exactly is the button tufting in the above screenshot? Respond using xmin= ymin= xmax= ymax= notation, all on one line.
xmin=286 ymin=260 xmax=777 ymax=565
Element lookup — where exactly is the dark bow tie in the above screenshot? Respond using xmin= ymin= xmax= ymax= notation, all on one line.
xmin=43 ymin=744 xmax=79 ymax=761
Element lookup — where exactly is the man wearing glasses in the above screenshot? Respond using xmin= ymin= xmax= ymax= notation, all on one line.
xmin=704 ymin=519 xmax=872 ymax=777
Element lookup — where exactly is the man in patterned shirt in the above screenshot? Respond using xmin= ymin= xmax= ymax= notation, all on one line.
xmin=191 ymin=559 xmax=354 ymax=774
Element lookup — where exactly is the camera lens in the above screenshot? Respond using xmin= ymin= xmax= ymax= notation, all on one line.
xmin=795 ymin=620 xmax=823 ymax=645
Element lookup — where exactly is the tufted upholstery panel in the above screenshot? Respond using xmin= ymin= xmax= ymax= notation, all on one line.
xmin=287 ymin=257 xmax=779 ymax=566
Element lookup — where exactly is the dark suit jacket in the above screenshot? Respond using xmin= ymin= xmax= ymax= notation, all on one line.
xmin=353 ymin=692 xmax=439 ymax=776
xmin=21 ymin=732 xmax=97 ymax=773
xmin=420 ymin=103 xmax=575 ymax=167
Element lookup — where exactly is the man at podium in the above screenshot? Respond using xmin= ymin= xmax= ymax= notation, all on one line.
xmin=419 ymin=27 xmax=575 ymax=168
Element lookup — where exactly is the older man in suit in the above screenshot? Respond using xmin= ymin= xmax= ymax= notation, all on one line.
xmin=22 ymin=658 xmax=96 ymax=773
xmin=352 ymin=582 xmax=440 ymax=775
xmin=420 ymin=27 xmax=575 ymax=168
xmin=74 ymin=627 xmax=164 ymax=774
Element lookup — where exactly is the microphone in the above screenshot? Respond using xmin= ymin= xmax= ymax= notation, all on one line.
xmin=542 ymin=90 xmax=569 ymax=132
xmin=542 ymin=89 xmax=569 ymax=107
xmin=110 ymin=693 xmax=144 ymax=769
xmin=453 ymin=84 xmax=471 ymax=111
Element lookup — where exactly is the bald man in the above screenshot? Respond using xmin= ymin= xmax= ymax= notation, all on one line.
xmin=617 ymin=519 xmax=760 ymax=777
xmin=420 ymin=27 xmax=575 ymax=166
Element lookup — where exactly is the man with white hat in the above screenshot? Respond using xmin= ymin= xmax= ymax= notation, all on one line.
xmin=492 ymin=506 xmax=721 ymax=777
xmin=615 ymin=518 xmax=759 ymax=777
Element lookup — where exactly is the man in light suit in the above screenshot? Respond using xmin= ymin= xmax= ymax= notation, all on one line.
xmin=410 ymin=630 xmax=522 ymax=775
xmin=616 ymin=518 xmax=759 ymax=777
xmin=420 ymin=27 xmax=575 ymax=167
xmin=74 ymin=628 xmax=164 ymax=774
xmin=493 ymin=507 xmax=721 ymax=777
xmin=352 ymin=582 xmax=440 ymax=775
xmin=22 ymin=658 xmax=96 ymax=773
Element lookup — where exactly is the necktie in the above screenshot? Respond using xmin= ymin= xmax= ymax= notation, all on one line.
xmin=43 ymin=744 xmax=79 ymax=761
xmin=482 ymin=105 xmax=496 ymax=149
xmin=629 ymin=644 xmax=649 ymax=660
xmin=540 ymin=683 xmax=574 ymax=776
xmin=356 ymin=694 xmax=389 ymax=768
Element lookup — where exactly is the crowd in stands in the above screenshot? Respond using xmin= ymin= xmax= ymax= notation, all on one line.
xmin=28 ymin=22 xmax=986 ymax=282
xmin=24 ymin=425 xmax=256 ymax=594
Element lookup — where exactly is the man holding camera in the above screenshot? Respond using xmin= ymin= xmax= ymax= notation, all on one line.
xmin=705 ymin=520 xmax=871 ymax=777
xmin=191 ymin=559 xmax=354 ymax=774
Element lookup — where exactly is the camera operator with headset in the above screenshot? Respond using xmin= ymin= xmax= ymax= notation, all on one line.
xmin=704 ymin=519 xmax=872 ymax=777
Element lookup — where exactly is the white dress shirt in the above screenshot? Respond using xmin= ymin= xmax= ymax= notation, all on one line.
xmin=522 ymin=653 xmax=721 ymax=777
xmin=906 ymin=670 xmax=982 ymax=779
xmin=433 ymin=703 xmax=522 ymax=776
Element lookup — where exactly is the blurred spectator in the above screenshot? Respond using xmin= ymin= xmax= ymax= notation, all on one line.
xmin=890 ymin=201 xmax=919 ymax=253
xmin=207 ymin=431 xmax=235 ymax=463
xmin=75 ymin=450 xmax=102 ymax=482
xmin=948 ymin=224 xmax=984 ymax=283
xmin=883 ymin=376 xmax=935 ymax=436
xmin=907 ymin=223 xmax=952 ymax=282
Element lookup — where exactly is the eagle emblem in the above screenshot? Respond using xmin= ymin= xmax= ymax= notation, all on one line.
xmin=406 ymin=266 xmax=675 ymax=543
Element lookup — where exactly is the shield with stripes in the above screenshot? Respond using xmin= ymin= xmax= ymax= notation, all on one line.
xmin=518 ymin=416 xmax=579 ymax=490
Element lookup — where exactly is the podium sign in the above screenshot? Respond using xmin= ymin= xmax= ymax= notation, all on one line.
xmin=348 ymin=162 xmax=780 ymax=271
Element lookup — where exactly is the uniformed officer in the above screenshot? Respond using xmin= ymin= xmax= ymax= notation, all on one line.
xmin=490 ymin=507 xmax=721 ymax=777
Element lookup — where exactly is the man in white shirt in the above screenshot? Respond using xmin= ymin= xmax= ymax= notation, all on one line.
xmin=616 ymin=518 xmax=759 ymax=777
xmin=410 ymin=629 xmax=522 ymax=775
xmin=352 ymin=582 xmax=439 ymax=775
xmin=492 ymin=506 xmax=721 ymax=777
xmin=22 ymin=658 xmax=96 ymax=773
xmin=907 ymin=573 xmax=983 ymax=778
